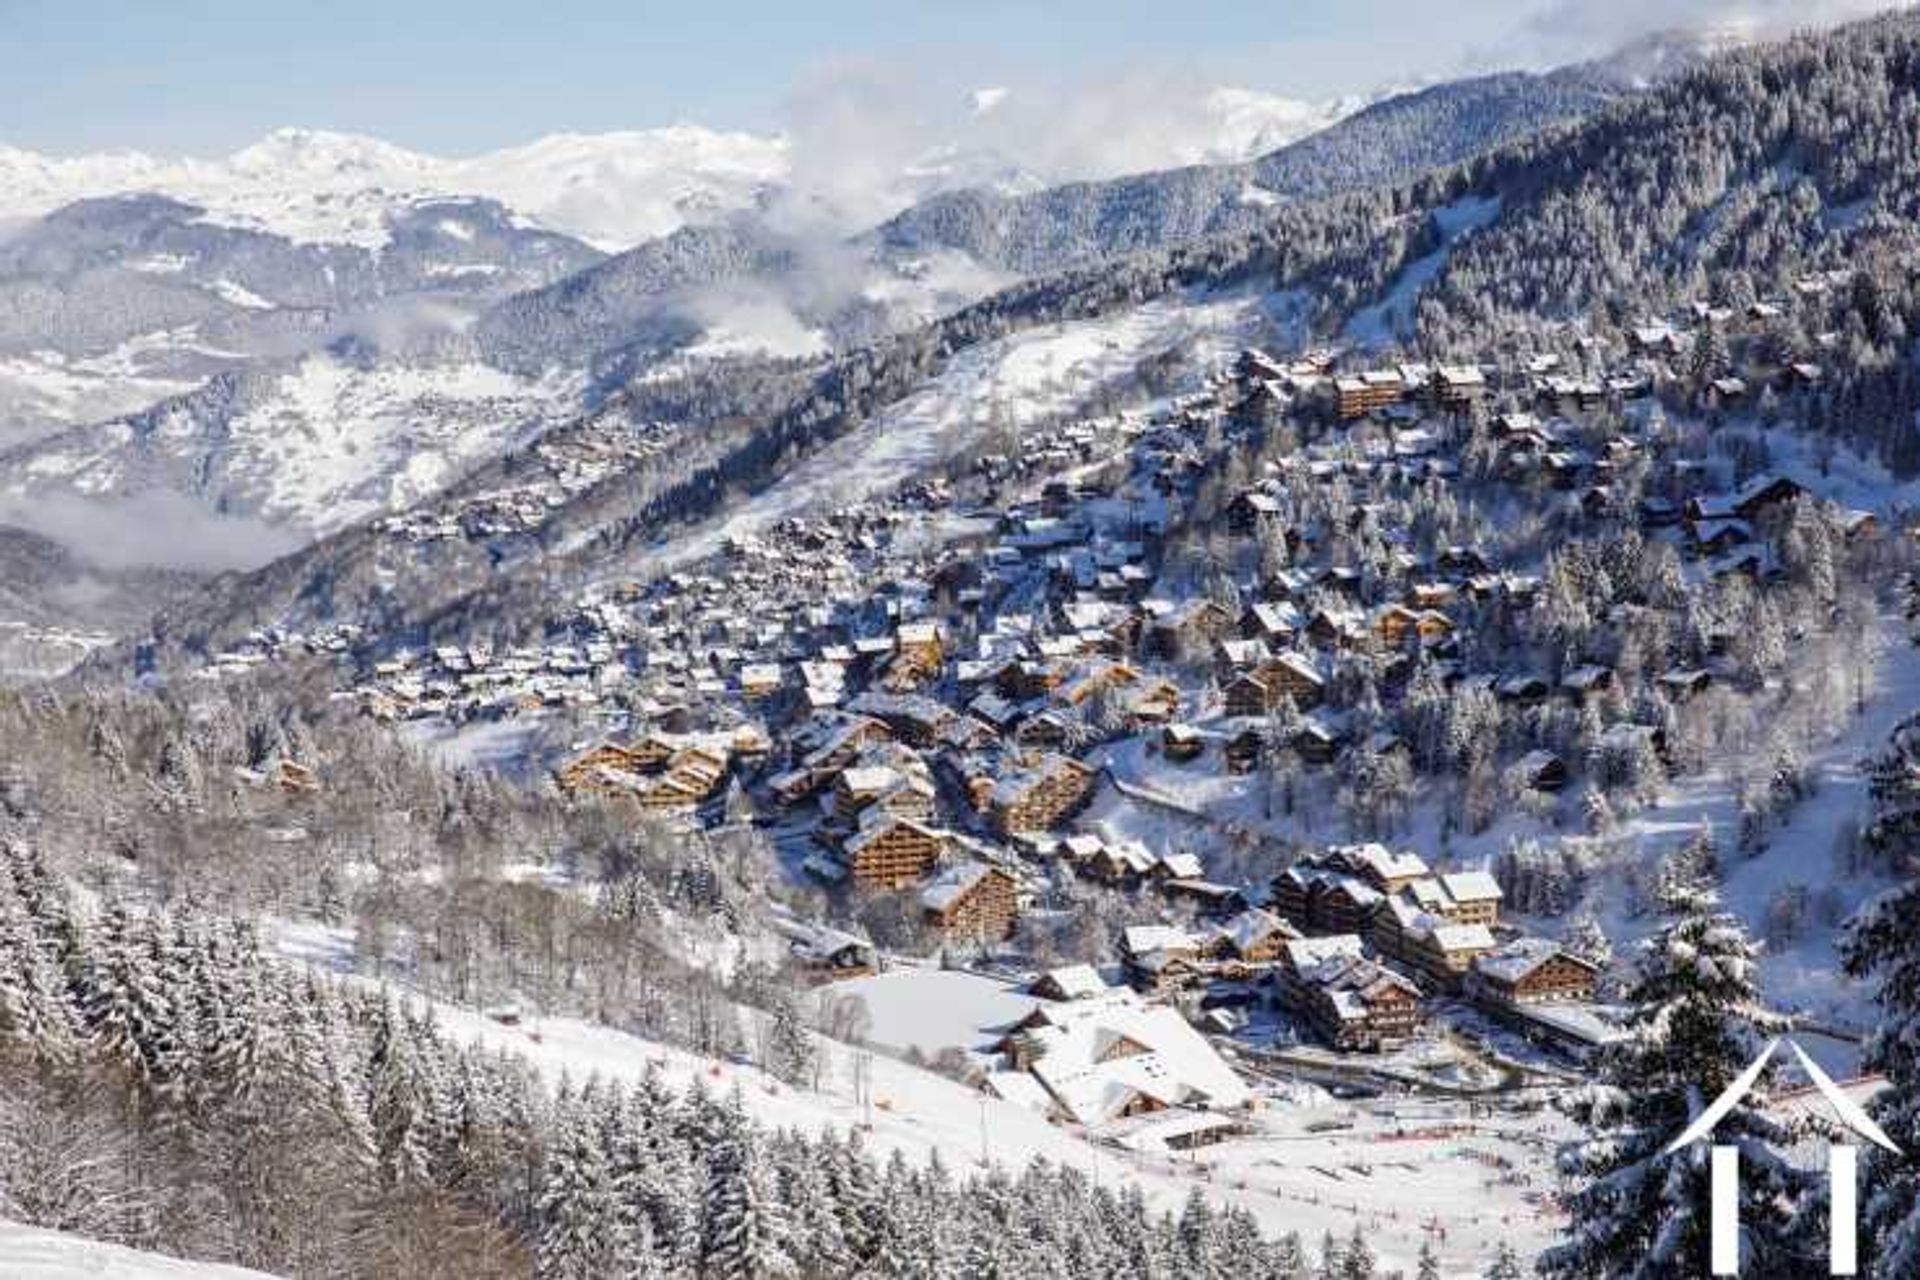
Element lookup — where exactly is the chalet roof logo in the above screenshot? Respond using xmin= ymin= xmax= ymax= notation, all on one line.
xmin=1664 ymin=1037 xmax=1898 ymax=1277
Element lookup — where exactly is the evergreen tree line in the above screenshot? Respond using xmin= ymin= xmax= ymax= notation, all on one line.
xmin=2 ymin=840 xmax=1336 ymax=1279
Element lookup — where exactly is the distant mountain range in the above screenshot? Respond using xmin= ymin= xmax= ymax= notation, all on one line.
xmin=0 ymin=86 xmax=1360 ymax=255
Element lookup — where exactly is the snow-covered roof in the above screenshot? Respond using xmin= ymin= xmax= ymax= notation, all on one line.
xmin=1033 ymin=963 xmax=1108 ymax=1000
xmin=1018 ymin=990 xmax=1250 ymax=1126
xmin=920 ymin=862 xmax=1001 ymax=912
xmin=1428 ymin=923 xmax=1497 ymax=954
xmin=1122 ymin=924 xmax=1198 ymax=957
xmin=1439 ymin=870 xmax=1503 ymax=904
xmin=1473 ymin=937 xmax=1592 ymax=984
xmin=1156 ymin=852 xmax=1206 ymax=880
xmin=1282 ymin=934 xmax=1366 ymax=969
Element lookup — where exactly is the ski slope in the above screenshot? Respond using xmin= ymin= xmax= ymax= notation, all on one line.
xmin=653 ymin=287 xmax=1297 ymax=571
xmin=0 ymin=1223 xmax=278 ymax=1280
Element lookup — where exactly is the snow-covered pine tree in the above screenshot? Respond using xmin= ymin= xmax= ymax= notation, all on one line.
xmin=1483 ymin=1240 xmax=1525 ymax=1280
xmin=364 ymin=995 xmax=435 ymax=1187
xmin=1337 ymin=1222 xmax=1376 ymax=1279
xmin=1839 ymin=877 xmax=1920 ymax=1276
xmin=1541 ymin=885 xmax=1809 ymax=1278
xmin=535 ymin=1102 xmax=630 ymax=1279
xmin=700 ymin=1092 xmax=795 ymax=1278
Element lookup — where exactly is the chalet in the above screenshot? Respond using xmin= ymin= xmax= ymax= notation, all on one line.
xmin=1243 ymin=600 xmax=1306 ymax=644
xmin=1374 ymin=604 xmax=1452 ymax=648
xmin=1148 ymin=599 xmax=1234 ymax=659
xmin=1223 ymin=726 xmax=1264 ymax=774
xmin=831 ymin=764 xmax=935 ymax=825
xmin=1306 ymin=607 xmax=1368 ymax=650
xmin=840 ymin=812 xmax=943 ymax=889
xmin=1162 ymin=723 xmax=1205 ymax=763
xmin=1227 ymin=490 xmax=1285 ymax=534
xmin=1396 ymin=918 xmax=1498 ymax=991
xmin=921 ymin=863 xmax=1019 ymax=940
xmin=1030 ymin=963 xmax=1110 ymax=1002
xmin=1514 ymin=749 xmax=1569 ymax=792
xmin=1272 ymin=865 xmax=1383 ymax=935
xmin=1334 ymin=371 xmax=1404 ymax=420
xmin=779 ymin=921 xmax=878 ymax=980
xmin=1688 ymin=517 xmax=1752 ymax=556
xmin=555 ymin=741 xmax=651 ymax=795
xmin=1280 ymin=952 xmax=1422 ymax=1051
xmin=1084 ymin=840 xmax=1156 ymax=884
xmin=1281 ymin=714 xmax=1339 ymax=765
xmin=1495 ymin=674 xmax=1551 ymax=705
xmin=1728 ymin=474 xmax=1805 ymax=522
xmin=988 ymin=989 xmax=1251 ymax=1126
xmin=1434 ymin=364 xmax=1487 ymax=407
xmin=1327 ymin=842 xmax=1431 ymax=893
xmin=1210 ymin=908 xmax=1298 ymax=965
xmin=1436 ymin=871 xmax=1504 ymax=927
xmin=1469 ymin=939 xmax=1601 ymax=1008
xmin=557 ymin=739 xmax=729 ymax=811
xmin=737 ymin=662 xmax=783 ymax=700
xmin=1658 ymin=668 xmax=1712 ymax=701
xmin=1559 ymin=664 xmax=1614 ymax=702
xmin=989 ymin=754 xmax=1096 ymax=835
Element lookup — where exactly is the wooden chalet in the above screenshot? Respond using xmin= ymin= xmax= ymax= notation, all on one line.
xmin=988 ymin=754 xmax=1096 ymax=835
xmin=1469 ymin=939 xmax=1600 ymax=1008
xmin=921 ymin=863 xmax=1019 ymax=940
xmin=840 ymin=812 xmax=944 ymax=889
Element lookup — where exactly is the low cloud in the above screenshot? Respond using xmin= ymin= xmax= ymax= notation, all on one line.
xmin=1501 ymin=0 xmax=1896 ymax=68
xmin=0 ymin=489 xmax=304 ymax=573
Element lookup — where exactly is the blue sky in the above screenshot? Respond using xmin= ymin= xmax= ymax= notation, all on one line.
xmin=0 ymin=0 xmax=1883 ymax=155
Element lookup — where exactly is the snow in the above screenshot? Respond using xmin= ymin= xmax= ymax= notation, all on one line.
xmin=831 ymin=968 xmax=1038 ymax=1057
xmin=262 ymin=915 xmax=1561 ymax=1273
xmin=5 ymin=353 xmax=584 ymax=533
xmin=1345 ymin=195 xmax=1502 ymax=349
xmin=0 ymin=126 xmax=788 ymax=251
xmin=0 ymin=333 xmax=212 ymax=449
xmin=0 ymin=87 xmax=1371 ymax=254
xmin=654 ymin=286 xmax=1298 ymax=570
xmin=0 ymin=1223 xmax=278 ymax=1279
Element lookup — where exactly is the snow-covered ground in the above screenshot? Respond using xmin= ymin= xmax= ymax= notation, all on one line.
xmin=0 ymin=332 xmax=223 ymax=450
xmin=5 ymin=354 xmax=584 ymax=534
xmin=263 ymin=918 xmax=1558 ymax=1275
xmin=829 ymin=968 xmax=1038 ymax=1057
xmin=652 ymin=287 xmax=1301 ymax=571
xmin=1344 ymin=195 xmax=1502 ymax=348
xmin=0 ymin=1223 xmax=278 ymax=1280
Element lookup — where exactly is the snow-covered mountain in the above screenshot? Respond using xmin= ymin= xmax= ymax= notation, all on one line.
xmin=0 ymin=88 xmax=1361 ymax=257
xmin=0 ymin=126 xmax=788 ymax=253
xmin=0 ymin=351 xmax=585 ymax=541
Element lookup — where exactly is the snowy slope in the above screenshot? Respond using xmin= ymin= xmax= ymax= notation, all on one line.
xmin=264 ymin=935 xmax=1561 ymax=1277
xmin=1 ymin=353 xmax=585 ymax=535
xmin=0 ymin=1223 xmax=278 ymax=1280
xmin=651 ymin=285 xmax=1301 ymax=568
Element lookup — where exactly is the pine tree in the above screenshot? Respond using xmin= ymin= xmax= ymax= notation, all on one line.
xmin=766 ymin=994 xmax=815 ymax=1087
xmin=365 ymin=996 xmax=434 ymax=1187
xmin=1484 ymin=1240 xmax=1525 ymax=1280
xmin=1416 ymin=1239 xmax=1442 ymax=1280
xmin=1839 ymin=878 xmax=1920 ymax=1276
xmin=701 ymin=1094 xmax=795 ymax=1278
xmin=1541 ymin=887 xmax=1808 ymax=1278
xmin=1337 ymin=1223 xmax=1375 ymax=1280
xmin=536 ymin=1104 xmax=630 ymax=1279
